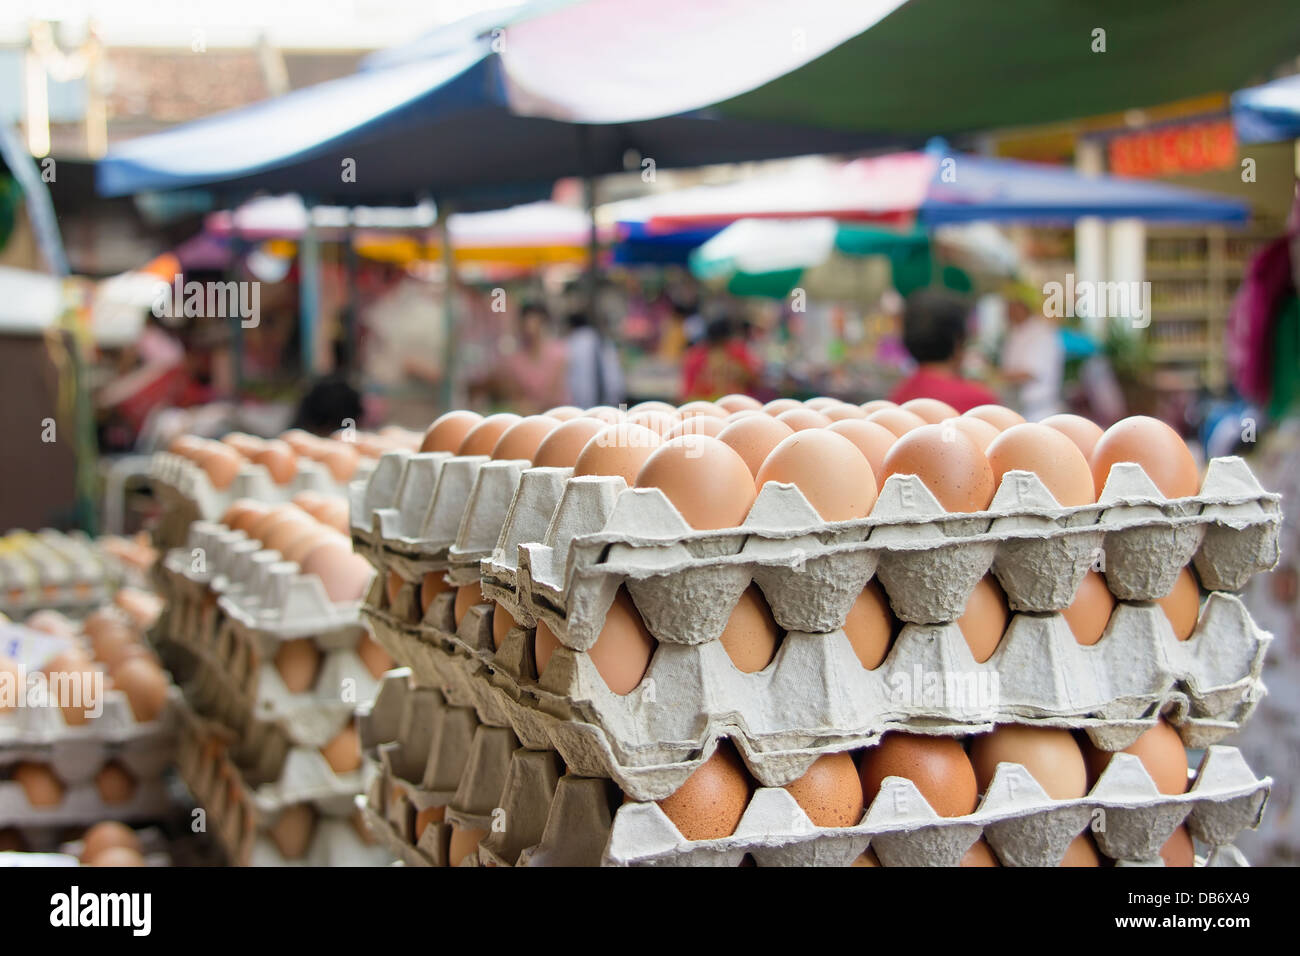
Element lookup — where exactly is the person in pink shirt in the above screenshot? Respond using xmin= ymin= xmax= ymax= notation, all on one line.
xmin=889 ymin=289 xmax=999 ymax=413
xmin=497 ymin=302 xmax=571 ymax=414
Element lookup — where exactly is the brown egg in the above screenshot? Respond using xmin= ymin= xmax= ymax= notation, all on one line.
xmin=421 ymin=410 xmax=484 ymax=453
xmin=657 ymin=742 xmax=752 ymax=840
xmin=775 ymin=407 xmax=833 ymax=432
xmin=1062 ymin=570 xmax=1115 ymax=646
xmin=169 ymin=434 xmax=206 ymax=459
xmin=113 ymin=658 xmax=168 ymax=722
xmin=823 ymin=403 xmax=868 ymax=421
xmin=1040 ymin=413 xmax=1105 ymax=460
xmin=544 ymin=405 xmax=584 ymax=421
xmin=457 ymin=413 xmax=522 ymax=456
xmin=803 ymin=397 xmax=842 ymax=411
xmin=385 ymin=570 xmax=404 ymax=605
xmin=1083 ymin=718 xmax=1188 ymax=794
xmin=252 ymin=439 xmax=298 ymax=485
xmin=95 ymin=762 xmax=137 ymax=804
xmin=665 ymin=415 xmax=727 ymax=440
xmin=636 ymin=436 xmax=756 ymax=530
xmin=1061 ymin=833 xmax=1102 ymax=866
xmin=222 ymin=431 xmax=265 ymax=457
xmin=269 ymin=804 xmax=316 ymax=860
xmin=314 ymin=441 xmax=361 ymax=481
xmin=226 ymin=499 xmax=270 ymax=534
xmin=725 ymin=409 xmax=762 ymax=423
xmin=281 ymin=525 xmax=337 ymax=565
xmin=718 ymin=585 xmax=782 ymax=673
xmin=859 ymin=399 xmax=896 ymax=414
xmin=1160 ymin=825 xmax=1195 ymax=867
xmin=420 ymin=571 xmax=451 ymax=617
xmin=844 ymin=580 xmax=895 ymax=669
xmin=678 ymin=400 xmax=729 ymax=421
xmin=762 ymin=398 xmax=803 ymax=416
xmin=626 ymin=409 xmax=678 ymax=438
xmin=717 ymin=415 xmax=795 ymax=477
xmin=822 ymin=419 xmax=896 ymax=487
xmin=14 ymin=763 xmax=63 ymax=807
xmin=491 ymin=415 xmax=562 ymax=462
xmin=947 ymin=415 xmax=1000 ymax=454
xmin=859 ymin=733 xmax=978 ymax=817
xmin=986 ymin=423 xmax=1096 ymax=507
xmin=315 ymin=498 xmax=350 ymax=533
xmin=321 ymin=723 xmax=361 ymax=774
xmin=961 ymin=838 xmax=1002 ymax=866
xmin=26 ymin=609 xmax=79 ymax=636
xmin=534 ymin=618 xmax=561 ymax=678
xmin=756 ymin=430 xmax=878 ymax=521
xmin=901 ymin=398 xmax=959 ymax=424
xmin=43 ymin=647 xmax=93 ymax=677
xmin=0 ymin=657 xmax=19 ymax=712
xmin=630 ymin=400 xmax=677 ymax=416
xmin=87 ymin=617 xmax=135 ymax=665
xmin=263 ymin=512 xmax=320 ymax=559
xmin=1156 ymin=567 xmax=1200 ymax=641
xmin=583 ymin=405 xmax=625 ymax=424
xmin=880 ymin=425 xmax=995 ymax=513
xmin=1090 ymin=415 xmax=1200 ymax=499
xmin=356 ymin=632 xmax=394 ymax=679
xmin=865 ymin=407 xmax=927 ymax=436
xmin=453 ymin=582 xmax=484 ymax=629
xmin=716 ymin=394 xmax=762 ymax=413
xmin=274 ymin=639 xmax=321 ymax=693
xmin=957 ymin=574 xmax=1009 ymax=663
xmin=380 ymin=425 xmax=423 ymax=450
xmin=852 ymin=847 xmax=882 ymax=866
xmin=280 ymin=428 xmax=323 ymax=455
xmin=963 ymin=404 xmax=1026 ymax=431
xmin=448 ymin=825 xmax=487 ymax=865
xmin=533 ymin=417 xmax=607 ymax=468
xmin=970 ymin=726 xmax=1088 ymax=800
xmin=200 ymin=442 xmax=244 ymax=489
xmin=80 ymin=822 xmax=141 ymax=863
xmin=414 ymin=805 xmax=446 ymax=840
xmin=783 ymin=753 xmax=864 ymax=827
xmin=114 ymin=587 xmax=164 ymax=629
xmin=248 ymin=503 xmax=306 ymax=545
xmin=573 ymin=423 xmax=662 ymax=485
xmin=87 ymin=847 xmax=145 ymax=867
xmin=58 ymin=668 xmax=99 ymax=727
xmin=492 ymin=602 xmax=516 ymax=650
xmin=299 ymin=535 xmax=374 ymax=603
xmin=588 ymin=587 xmax=656 ymax=694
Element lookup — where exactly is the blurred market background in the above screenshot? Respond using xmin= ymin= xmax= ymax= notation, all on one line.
xmin=1 ymin=0 xmax=1300 ymax=863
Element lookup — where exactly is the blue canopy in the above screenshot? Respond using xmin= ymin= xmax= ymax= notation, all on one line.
xmin=1232 ymin=74 xmax=1300 ymax=144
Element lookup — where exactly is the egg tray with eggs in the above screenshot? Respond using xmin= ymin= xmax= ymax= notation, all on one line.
xmin=0 ymin=762 xmax=175 ymax=827
xmin=57 ymin=823 xmax=174 ymax=867
xmin=0 ymin=534 xmax=113 ymax=618
xmin=0 ymin=689 xmax=179 ymax=776
xmin=174 ymin=706 xmax=389 ymax=866
xmin=602 ymin=744 xmax=1267 ymax=867
xmin=150 ymin=448 xmax=371 ymax=530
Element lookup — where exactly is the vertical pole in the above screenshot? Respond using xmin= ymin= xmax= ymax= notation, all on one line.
xmin=344 ymin=216 xmax=360 ymax=376
xmin=299 ymin=205 xmax=320 ymax=377
xmin=1074 ymin=138 xmax=1107 ymax=338
xmin=438 ymin=199 xmax=457 ymax=411
xmin=584 ymin=174 xmax=600 ymax=326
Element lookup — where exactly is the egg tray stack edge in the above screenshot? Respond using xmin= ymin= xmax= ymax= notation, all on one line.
xmin=0 ymin=530 xmax=117 ymax=617
xmin=358 ymin=670 xmax=1264 ymax=868
xmin=175 ymin=701 xmax=387 ymax=866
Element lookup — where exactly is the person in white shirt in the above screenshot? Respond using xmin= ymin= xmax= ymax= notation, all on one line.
xmin=566 ymin=311 xmax=624 ymax=409
xmin=999 ymin=283 xmax=1063 ymax=421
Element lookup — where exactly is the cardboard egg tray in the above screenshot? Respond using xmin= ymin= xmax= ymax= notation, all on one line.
xmin=362 ymin=560 xmax=1270 ymax=798
xmin=0 ymin=770 xmax=175 ymax=828
xmin=355 ymin=671 xmax=1261 ymax=867
xmin=149 ymin=451 xmax=368 ymax=529
xmin=174 ymin=701 xmax=387 ymax=866
xmin=58 ymin=825 xmax=175 ymax=867
xmin=0 ymin=531 xmax=114 ymax=616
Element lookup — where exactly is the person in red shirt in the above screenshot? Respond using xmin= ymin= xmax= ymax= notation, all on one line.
xmin=681 ymin=316 xmax=761 ymax=401
xmin=888 ymin=289 xmax=999 ymax=412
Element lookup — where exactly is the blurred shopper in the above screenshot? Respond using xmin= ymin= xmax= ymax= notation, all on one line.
xmin=998 ymin=281 xmax=1064 ymax=421
xmin=681 ymin=316 xmax=761 ymax=400
xmin=497 ymin=301 xmax=570 ymax=414
xmin=566 ymin=311 xmax=624 ymax=408
xmin=889 ymin=289 xmax=999 ymax=412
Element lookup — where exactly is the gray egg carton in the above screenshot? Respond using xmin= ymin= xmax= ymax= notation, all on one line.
xmin=149 ymin=451 xmax=366 ymax=525
xmin=363 ymin=557 xmax=1270 ymax=799
xmin=0 ymin=773 xmax=174 ymax=828
xmin=0 ymin=687 xmax=180 ymax=783
xmin=175 ymin=703 xmax=386 ymax=866
xmin=0 ymin=531 xmax=112 ymax=615
xmin=604 ymin=744 xmax=1267 ymax=867
xmin=482 ymin=457 xmax=1278 ymax=649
